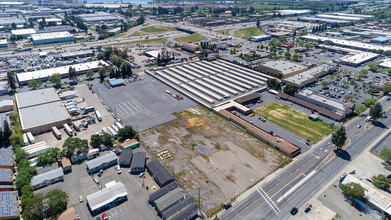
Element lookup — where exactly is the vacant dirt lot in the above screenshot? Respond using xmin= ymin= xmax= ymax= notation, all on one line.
xmin=140 ymin=106 xmax=289 ymax=216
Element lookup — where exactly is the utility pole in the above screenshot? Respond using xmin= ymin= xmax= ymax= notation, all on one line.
xmin=198 ymin=187 xmax=201 ymax=215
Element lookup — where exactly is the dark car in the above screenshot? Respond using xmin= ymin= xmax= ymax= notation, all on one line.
xmin=290 ymin=207 xmax=298 ymax=215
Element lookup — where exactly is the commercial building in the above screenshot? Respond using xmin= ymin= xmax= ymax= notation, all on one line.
xmin=0 ymin=169 xmax=13 ymax=185
xmin=300 ymin=13 xmax=373 ymax=24
xmin=149 ymin=182 xmax=178 ymax=206
xmin=0 ymin=149 xmax=14 ymax=170
xmin=31 ymin=167 xmax=64 ymax=190
xmin=379 ymin=59 xmax=391 ymax=69
xmin=22 ymin=141 xmax=50 ymax=159
xmin=118 ymin=148 xmax=132 ymax=167
xmin=86 ymin=152 xmax=117 ymax=174
xmin=301 ymin=34 xmax=391 ymax=52
xmin=259 ymin=60 xmax=307 ymax=78
xmin=0 ymin=17 xmax=25 ymax=27
xmin=276 ymin=9 xmax=312 ymax=17
xmin=154 ymin=188 xmax=184 ymax=213
xmin=249 ymin=35 xmax=271 ymax=42
xmin=341 ymin=174 xmax=391 ymax=216
xmin=11 ymin=28 xmax=36 ymax=37
xmin=295 ymin=89 xmax=348 ymax=115
xmin=130 ymin=152 xmax=146 ymax=173
xmin=77 ymin=12 xmax=119 ymax=23
xmin=0 ymin=82 xmax=8 ymax=95
xmin=0 ymin=40 xmax=7 ymax=48
xmin=39 ymin=25 xmax=74 ymax=33
xmin=181 ymin=43 xmax=201 ymax=53
xmin=0 ymin=191 xmax=19 ymax=219
xmin=15 ymin=88 xmax=69 ymax=134
xmin=171 ymin=204 xmax=198 ymax=220
xmin=161 ymin=197 xmax=195 ymax=220
xmin=87 ymin=181 xmax=127 ymax=215
xmin=17 ymin=61 xmax=108 ymax=85
xmin=120 ymin=139 xmax=139 ymax=149
xmin=60 ymin=50 xmax=93 ymax=60
xmin=31 ymin=31 xmax=74 ymax=45
xmin=108 ymin=78 xmax=125 ymax=87
xmin=320 ymin=44 xmax=379 ymax=67
xmin=235 ymin=93 xmax=261 ymax=105
xmin=146 ymin=160 xmax=175 ymax=187
xmin=0 ymin=100 xmax=14 ymax=112
xmin=282 ymin=64 xmax=337 ymax=88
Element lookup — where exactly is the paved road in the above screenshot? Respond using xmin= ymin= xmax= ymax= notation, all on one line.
xmin=221 ymin=98 xmax=391 ymax=220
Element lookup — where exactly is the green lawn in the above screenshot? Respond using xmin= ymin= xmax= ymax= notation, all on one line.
xmin=215 ymin=29 xmax=232 ymax=36
xmin=254 ymin=102 xmax=334 ymax=142
xmin=210 ymin=38 xmax=219 ymax=42
xmin=129 ymin=31 xmax=151 ymax=37
xmin=128 ymin=37 xmax=168 ymax=44
xmin=234 ymin=27 xmax=266 ymax=39
xmin=175 ymin=33 xmax=206 ymax=43
xmin=140 ymin=25 xmax=176 ymax=33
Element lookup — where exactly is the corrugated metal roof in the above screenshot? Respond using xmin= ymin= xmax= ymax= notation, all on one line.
xmin=146 ymin=160 xmax=174 ymax=187
xmin=31 ymin=167 xmax=64 ymax=187
xmin=86 ymin=152 xmax=117 ymax=171
xmin=87 ymin=181 xmax=127 ymax=212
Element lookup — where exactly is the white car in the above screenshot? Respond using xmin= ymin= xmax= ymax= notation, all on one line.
xmin=79 ymin=195 xmax=83 ymax=202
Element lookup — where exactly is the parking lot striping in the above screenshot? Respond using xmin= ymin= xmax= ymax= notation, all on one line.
xmin=257 ymin=188 xmax=280 ymax=214
xmin=115 ymin=103 xmax=131 ymax=117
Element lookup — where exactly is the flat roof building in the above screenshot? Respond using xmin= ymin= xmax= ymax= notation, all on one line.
xmin=146 ymin=160 xmax=175 ymax=187
xmin=320 ymin=44 xmax=379 ymax=67
xmin=0 ymin=149 xmax=14 ymax=170
xmin=86 ymin=152 xmax=117 ymax=174
xmin=31 ymin=167 xmax=64 ymax=190
xmin=0 ymin=100 xmax=13 ymax=113
xmin=118 ymin=148 xmax=132 ymax=167
xmin=249 ymin=35 xmax=271 ymax=42
xmin=11 ymin=28 xmax=36 ymax=37
xmin=0 ymin=191 xmax=19 ymax=219
xmin=17 ymin=61 xmax=108 ymax=85
xmin=87 ymin=181 xmax=127 ymax=214
xmin=276 ymin=9 xmax=312 ymax=16
xmin=39 ymin=25 xmax=74 ymax=34
xmin=15 ymin=88 xmax=69 ymax=134
xmin=0 ymin=39 xmax=7 ymax=48
xmin=259 ymin=60 xmax=307 ymax=78
xmin=379 ymin=59 xmax=391 ymax=69
xmin=0 ymin=17 xmax=25 ymax=27
xmin=77 ymin=12 xmax=119 ymax=23
xmin=31 ymin=31 xmax=74 ymax=45
xmin=282 ymin=64 xmax=337 ymax=88
xmin=295 ymin=89 xmax=348 ymax=115
xmin=60 ymin=50 xmax=93 ymax=60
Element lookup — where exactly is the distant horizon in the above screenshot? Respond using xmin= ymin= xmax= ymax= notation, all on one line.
xmin=85 ymin=0 xmax=151 ymax=3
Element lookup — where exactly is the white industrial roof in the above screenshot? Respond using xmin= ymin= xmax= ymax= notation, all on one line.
xmin=261 ymin=60 xmax=307 ymax=75
xmin=299 ymin=89 xmax=345 ymax=111
xmin=321 ymin=44 xmax=380 ymax=64
xmin=31 ymin=167 xmax=64 ymax=187
xmin=0 ymin=100 xmax=13 ymax=109
xmin=16 ymin=61 xmax=108 ymax=83
xmin=379 ymin=59 xmax=391 ymax=68
xmin=0 ymin=39 xmax=7 ymax=45
xmin=315 ymin=14 xmax=362 ymax=21
xmin=11 ymin=28 xmax=36 ymax=36
xmin=86 ymin=152 xmax=117 ymax=170
xmin=19 ymin=101 xmax=69 ymax=130
xmin=15 ymin=88 xmax=59 ymax=109
xmin=31 ymin=31 xmax=73 ymax=41
xmin=284 ymin=64 xmax=335 ymax=86
xmin=61 ymin=50 xmax=93 ymax=58
xmin=277 ymin=9 xmax=312 ymax=15
xmin=87 ymin=181 xmax=127 ymax=212
xmin=300 ymin=17 xmax=350 ymax=24
xmin=342 ymin=174 xmax=391 ymax=215
xmin=145 ymin=50 xmax=160 ymax=58
xmin=301 ymin=34 xmax=391 ymax=51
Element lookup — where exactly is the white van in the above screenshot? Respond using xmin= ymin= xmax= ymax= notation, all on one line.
xmin=117 ymin=165 xmax=121 ymax=174
xmin=366 ymin=116 xmax=372 ymax=122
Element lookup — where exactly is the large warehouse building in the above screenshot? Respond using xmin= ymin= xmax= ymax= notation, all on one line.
xmin=258 ymin=60 xmax=307 ymax=78
xmin=17 ymin=61 xmax=108 ymax=85
xmin=15 ymin=88 xmax=69 ymax=134
xmin=147 ymin=60 xmax=272 ymax=107
xmin=282 ymin=64 xmax=337 ymax=88
xmin=77 ymin=12 xmax=119 ymax=23
xmin=31 ymin=31 xmax=74 ymax=45
xmin=11 ymin=28 xmax=36 ymax=37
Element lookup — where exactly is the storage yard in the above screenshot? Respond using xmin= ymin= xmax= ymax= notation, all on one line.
xmin=147 ymin=60 xmax=272 ymax=107
xmin=140 ymin=106 xmax=289 ymax=216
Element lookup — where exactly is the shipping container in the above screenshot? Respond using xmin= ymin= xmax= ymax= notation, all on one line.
xmin=114 ymin=122 xmax=124 ymax=129
xmin=111 ymin=125 xmax=119 ymax=133
xmin=101 ymin=127 xmax=109 ymax=134
xmin=26 ymin=132 xmax=35 ymax=144
xmin=63 ymin=124 xmax=73 ymax=137
xmin=95 ymin=110 xmax=102 ymax=122
xmin=23 ymin=133 xmax=29 ymax=146
xmin=106 ymin=127 xmax=118 ymax=138
xmin=52 ymin=126 xmax=62 ymax=139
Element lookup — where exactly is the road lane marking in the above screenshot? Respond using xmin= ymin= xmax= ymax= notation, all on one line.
xmin=276 ymin=170 xmax=316 ymax=203
xmin=257 ymin=187 xmax=280 ymax=214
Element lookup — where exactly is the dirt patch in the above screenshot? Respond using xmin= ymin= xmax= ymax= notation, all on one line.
xmin=141 ymin=106 xmax=288 ymax=216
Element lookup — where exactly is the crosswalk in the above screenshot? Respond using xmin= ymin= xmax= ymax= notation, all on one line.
xmin=115 ymin=99 xmax=145 ymax=118
xmin=257 ymin=187 xmax=280 ymax=214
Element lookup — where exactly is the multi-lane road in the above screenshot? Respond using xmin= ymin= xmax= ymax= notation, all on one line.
xmin=220 ymin=98 xmax=391 ymax=220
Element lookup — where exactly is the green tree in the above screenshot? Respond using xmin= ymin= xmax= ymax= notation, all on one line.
xmin=364 ymin=97 xmax=377 ymax=107
xmin=341 ymin=182 xmax=367 ymax=203
xmin=45 ymin=189 xmax=68 ymax=217
xmin=10 ymin=132 xmax=24 ymax=148
xmin=7 ymin=72 xmax=16 ymax=91
xmin=27 ymin=80 xmax=43 ymax=90
xmin=355 ymin=104 xmax=367 ymax=114
xmin=383 ymin=85 xmax=391 ymax=95
xmin=260 ymin=44 xmax=264 ymax=50
xmin=86 ymin=70 xmax=94 ymax=79
xmin=342 ymin=69 xmax=350 ymax=75
xmin=386 ymin=68 xmax=391 ymax=75
xmin=380 ymin=146 xmax=391 ymax=162
xmin=22 ymin=194 xmax=46 ymax=220
xmin=118 ymin=125 xmax=138 ymax=142
xmin=20 ymin=184 xmax=34 ymax=209
xmin=278 ymin=35 xmax=287 ymax=43
xmin=369 ymin=102 xmax=383 ymax=121
xmin=266 ymin=78 xmax=281 ymax=90
xmin=36 ymin=148 xmax=60 ymax=166
xmin=120 ymin=61 xmax=132 ymax=78
xmin=99 ymin=67 xmax=106 ymax=82
xmin=321 ymin=81 xmax=330 ymax=88
xmin=102 ymin=133 xmax=114 ymax=147
xmin=11 ymin=22 xmax=16 ymax=29
xmin=371 ymin=174 xmax=391 ymax=191
xmin=68 ymin=67 xmax=77 ymax=81
xmin=284 ymin=52 xmax=291 ymax=59
xmin=2 ymin=120 xmax=11 ymax=143
xmin=304 ymin=43 xmax=313 ymax=50
xmin=332 ymin=126 xmax=347 ymax=151
xmin=61 ymin=138 xmax=88 ymax=158
xmin=359 ymin=69 xmax=368 ymax=75
xmin=48 ymin=73 xmax=61 ymax=86
xmin=283 ymin=83 xmax=299 ymax=96
xmin=368 ymin=64 xmax=379 ymax=72
xmin=90 ymin=134 xmax=103 ymax=149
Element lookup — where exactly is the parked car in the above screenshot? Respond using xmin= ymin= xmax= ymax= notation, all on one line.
xmin=79 ymin=195 xmax=83 ymax=202
xmin=290 ymin=207 xmax=298 ymax=215
xmin=102 ymin=213 xmax=108 ymax=220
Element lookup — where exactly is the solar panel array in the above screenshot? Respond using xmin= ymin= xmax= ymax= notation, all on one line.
xmin=0 ymin=150 xmax=13 ymax=166
xmin=0 ymin=192 xmax=17 ymax=217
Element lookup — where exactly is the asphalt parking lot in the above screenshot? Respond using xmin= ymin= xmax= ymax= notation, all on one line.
xmin=94 ymin=74 xmax=196 ymax=131
xmin=62 ymin=151 xmax=159 ymax=220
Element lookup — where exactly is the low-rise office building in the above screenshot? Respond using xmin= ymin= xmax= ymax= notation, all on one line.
xmin=87 ymin=181 xmax=127 ymax=215
xmin=295 ymin=89 xmax=349 ymax=115
xmin=86 ymin=152 xmax=117 ymax=174
xmin=259 ymin=60 xmax=307 ymax=78
xmin=282 ymin=64 xmax=337 ymax=88
xmin=31 ymin=167 xmax=64 ymax=190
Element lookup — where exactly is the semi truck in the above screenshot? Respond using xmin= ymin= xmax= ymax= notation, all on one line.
xmin=52 ymin=126 xmax=62 ymax=139
xmin=23 ymin=133 xmax=29 ymax=146
xmin=63 ymin=124 xmax=73 ymax=137
xmin=106 ymin=127 xmax=118 ymax=139
xmin=95 ymin=110 xmax=102 ymax=122
xmin=26 ymin=132 xmax=35 ymax=144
